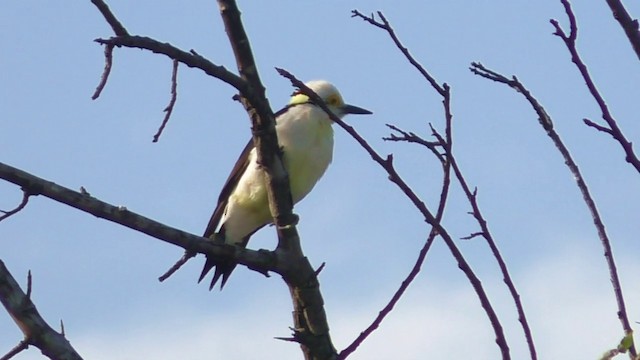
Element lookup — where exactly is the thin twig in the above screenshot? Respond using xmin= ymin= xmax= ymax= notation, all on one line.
xmin=384 ymin=124 xmax=445 ymax=164
xmin=153 ymin=59 xmax=179 ymax=142
xmin=0 ymin=189 xmax=30 ymax=222
xmin=91 ymin=43 xmax=113 ymax=100
xmin=551 ymin=0 xmax=640 ymax=174
xmin=158 ymin=251 xmax=195 ymax=282
xmin=471 ymin=61 xmax=635 ymax=359
xmin=94 ymin=36 xmax=247 ymax=100
xmin=351 ymin=10 xmax=444 ymax=96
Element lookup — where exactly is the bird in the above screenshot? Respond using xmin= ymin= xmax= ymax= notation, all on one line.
xmin=199 ymin=80 xmax=372 ymax=290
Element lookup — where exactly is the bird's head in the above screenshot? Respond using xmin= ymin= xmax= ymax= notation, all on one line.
xmin=289 ymin=80 xmax=372 ymax=118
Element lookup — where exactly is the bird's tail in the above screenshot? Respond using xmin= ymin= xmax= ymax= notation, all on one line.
xmin=198 ymin=258 xmax=237 ymax=291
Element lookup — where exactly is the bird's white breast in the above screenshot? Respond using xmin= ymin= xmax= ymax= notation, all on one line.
xmin=277 ymin=104 xmax=334 ymax=203
xmin=220 ymin=104 xmax=334 ymax=244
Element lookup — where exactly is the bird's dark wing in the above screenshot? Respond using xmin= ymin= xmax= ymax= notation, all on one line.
xmin=200 ymin=106 xmax=292 ymax=290
xmin=202 ymin=138 xmax=254 ymax=238
xmin=202 ymin=105 xmax=293 ymax=239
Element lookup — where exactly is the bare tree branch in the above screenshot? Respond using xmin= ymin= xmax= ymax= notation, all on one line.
xmin=470 ymin=61 xmax=636 ymax=359
xmin=90 ymin=0 xmax=128 ymax=36
xmin=0 ymin=190 xmax=30 ymax=222
xmin=342 ymin=10 xmax=517 ymax=359
xmin=153 ymin=59 xmax=179 ymax=143
xmin=351 ymin=10 xmax=445 ymax=96
xmin=0 ymin=161 xmax=278 ymax=276
xmin=0 ymin=261 xmax=83 ymax=360
xmin=277 ymin=68 xmax=510 ymax=360
xmin=216 ymin=1 xmax=336 ymax=359
xmin=91 ymin=43 xmax=113 ymax=100
xmin=0 ymin=340 xmax=29 ymax=360
xmin=604 ymin=0 xmax=640 ymax=62
xmin=551 ymin=0 xmax=640 ymax=174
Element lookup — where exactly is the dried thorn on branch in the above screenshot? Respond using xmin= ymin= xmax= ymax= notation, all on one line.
xmin=274 ymin=336 xmax=300 ymax=343
xmin=91 ymin=44 xmax=114 ymax=100
xmin=461 ymin=232 xmax=484 ymax=241
xmin=314 ymin=262 xmax=326 ymax=276
xmin=26 ymin=271 xmax=32 ymax=299
xmin=153 ymin=59 xmax=179 ymax=143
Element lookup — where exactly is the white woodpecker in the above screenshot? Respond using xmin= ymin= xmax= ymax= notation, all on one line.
xmin=200 ymin=80 xmax=372 ymax=289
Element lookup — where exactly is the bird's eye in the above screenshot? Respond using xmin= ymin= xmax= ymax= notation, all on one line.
xmin=326 ymin=94 xmax=340 ymax=106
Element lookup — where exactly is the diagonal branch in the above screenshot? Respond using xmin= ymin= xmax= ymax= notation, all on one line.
xmin=0 ymin=161 xmax=279 ymax=276
xmin=471 ymin=61 xmax=636 ymax=359
xmin=0 ymin=261 xmax=83 ymax=360
xmin=277 ymin=68 xmax=510 ymax=360
xmin=604 ymin=0 xmax=640 ymax=62
xmin=90 ymin=0 xmax=128 ymax=36
xmin=351 ymin=10 xmax=445 ymax=96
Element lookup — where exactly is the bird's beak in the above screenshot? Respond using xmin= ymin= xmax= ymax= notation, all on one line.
xmin=342 ymin=104 xmax=373 ymax=115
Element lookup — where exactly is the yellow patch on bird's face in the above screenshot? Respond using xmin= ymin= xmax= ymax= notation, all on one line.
xmin=289 ymin=92 xmax=310 ymax=106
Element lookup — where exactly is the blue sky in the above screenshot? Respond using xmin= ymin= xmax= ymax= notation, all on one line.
xmin=2 ymin=1 xmax=640 ymax=359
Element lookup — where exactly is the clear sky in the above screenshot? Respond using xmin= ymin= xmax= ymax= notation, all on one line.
xmin=2 ymin=1 xmax=640 ymax=359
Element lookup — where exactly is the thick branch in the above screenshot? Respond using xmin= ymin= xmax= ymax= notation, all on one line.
xmin=471 ymin=62 xmax=636 ymax=359
xmin=0 ymin=260 xmax=83 ymax=360
xmin=604 ymin=0 xmax=640 ymax=62
xmin=0 ymin=161 xmax=278 ymax=275
xmin=217 ymin=1 xmax=335 ymax=359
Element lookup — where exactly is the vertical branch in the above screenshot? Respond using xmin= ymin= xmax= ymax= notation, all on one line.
xmin=152 ymin=59 xmax=179 ymax=143
xmin=470 ymin=62 xmax=636 ymax=359
xmin=216 ymin=1 xmax=336 ymax=359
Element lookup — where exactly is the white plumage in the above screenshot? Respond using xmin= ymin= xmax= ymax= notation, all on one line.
xmin=200 ymin=80 xmax=372 ymax=289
